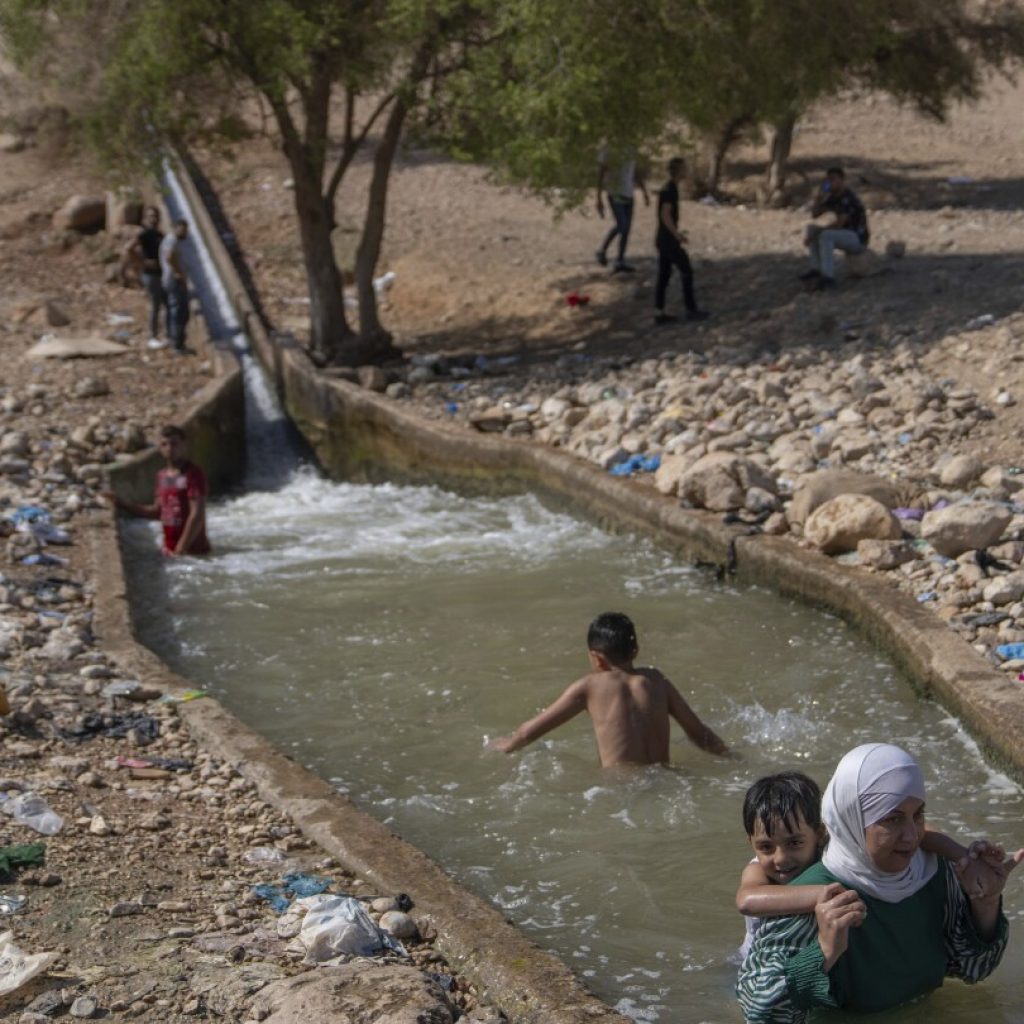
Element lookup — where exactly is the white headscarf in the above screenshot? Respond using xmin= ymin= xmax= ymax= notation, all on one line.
xmin=821 ymin=743 xmax=937 ymax=903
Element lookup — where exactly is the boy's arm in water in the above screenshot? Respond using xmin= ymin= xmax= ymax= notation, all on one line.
xmin=102 ymin=490 xmax=159 ymax=519
xmin=736 ymin=860 xmax=828 ymax=917
xmin=171 ymin=493 xmax=206 ymax=557
xmin=664 ymin=676 xmax=729 ymax=755
xmin=492 ymin=678 xmax=589 ymax=754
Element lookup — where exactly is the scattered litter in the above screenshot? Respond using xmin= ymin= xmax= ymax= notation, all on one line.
xmin=565 ymin=292 xmax=590 ymax=308
xmin=444 ymin=402 xmax=459 ymax=415
xmin=0 ymin=930 xmax=58 ymax=996
xmin=243 ymin=846 xmax=287 ymax=866
xmin=0 ymin=842 xmax=46 ymax=881
xmin=916 ymin=591 xmax=937 ymax=603
xmin=20 ymin=553 xmax=69 ymax=567
xmin=252 ymin=884 xmax=291 ymax=914
xmin=897 ymin=433 xmax=913 ymax=446
xmin=372 ymin=271 xmax=396 ymax=296
xmin=0 ymin=793 xmax=63 ymax=835
xmin=299 ymin=895 xmax=406 ymax=963
xmin=102 ymin=680 xmax=141 ymax=699
xmin=106 ymin=313 xmax=135 ymax=326
xmin=59 ymin=712 xmax=160 ymax=744
xmin=158 ymin=689 xmax=207 ymax=704
xmin=25 ymin=335 xmax=131 ymax=360
xmin=699 ymin=195 xmax=720 ymax=207
xmin=965 ymin=314 xmax=997 ymax=331
xmin=282 ymin=873 xmax=331 ymax=898
xmin=0 ymin=895 xmax=27 ymax=915
xmin=947 ymin=175 xmax=974 ymax=185
xmin=893 ymin=507 xmax=925 ymax=521
xmin=609 ymin=453 xmax=661 ymax=476
xmin=996 ymin=643 xmax=1024 ymax=661
xmin=115 ymin=755 xmax=192 ymax=772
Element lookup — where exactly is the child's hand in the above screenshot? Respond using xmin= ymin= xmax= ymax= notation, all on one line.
xmin=955 ymin=843 xmax=1024 ymax=900
xmin=815 ymin=882 xmax=866 ymax=970
xmin=486 ymin=735 xmax=516 ymax=754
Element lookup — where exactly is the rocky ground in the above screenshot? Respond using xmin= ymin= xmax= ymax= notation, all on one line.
xmin=0 ymin=137 xmax=493 ymax=1021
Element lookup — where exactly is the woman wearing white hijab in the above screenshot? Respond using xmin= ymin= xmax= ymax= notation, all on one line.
xmin=737 ymin=743 xmax=1017 ymax=1023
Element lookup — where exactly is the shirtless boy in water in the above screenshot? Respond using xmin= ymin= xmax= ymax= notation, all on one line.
xmin=493 ymin=612 xmax=729 ymax=767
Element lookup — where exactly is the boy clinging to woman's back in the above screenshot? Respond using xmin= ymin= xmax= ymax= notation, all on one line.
xmin=736 ymin=770 xmax=1009 ymax=959
xmin=493 ymin=612 xmax=729 ymax=767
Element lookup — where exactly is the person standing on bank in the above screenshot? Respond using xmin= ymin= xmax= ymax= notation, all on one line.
xmin=802 ymin=166 xmax=869 ymax=291
xmin=160 ymin=219 xmax=191 ymax=352
xmin=122 ymin=205 xmax=168 ymax=349
xmin=654 ymin=157 xmax=708 ymax=325
xmin=596 ymin=145 xmax=649 ymax=273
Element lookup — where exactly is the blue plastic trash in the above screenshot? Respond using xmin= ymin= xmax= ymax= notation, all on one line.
xmin=252 ymin=884 xmax=290 ymax=914
xmin=283 ymin=873 xmax=331 ymax=898
xmin=996 ymin=643 xmax=1024 ymax=661
xmin=609 ymin=454 xmax=662 ymax=477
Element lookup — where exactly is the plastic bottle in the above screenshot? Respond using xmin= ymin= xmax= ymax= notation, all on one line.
xmin=6 ymin=793 xmax=63 ymax=836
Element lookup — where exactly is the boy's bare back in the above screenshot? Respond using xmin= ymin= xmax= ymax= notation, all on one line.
xmin=493 ymin=663 xmax=728 ymax=767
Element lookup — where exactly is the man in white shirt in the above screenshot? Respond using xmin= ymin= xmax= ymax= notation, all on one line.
xmin=596 ymin=145 xmax=649 ymax=273
xmin=159 ymin=219 xmax=191 ymax=352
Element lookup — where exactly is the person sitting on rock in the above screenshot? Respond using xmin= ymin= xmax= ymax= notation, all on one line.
xmin=802 ymin=167 xmax=869 ymax=291
xmin=491 ymin=612 xmax=729 ymax=767
xmin=104 ymin=424 xmax=211 ymax=557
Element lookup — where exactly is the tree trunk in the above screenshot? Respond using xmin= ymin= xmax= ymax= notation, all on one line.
xmin=765 ymin=115 xmax=796 ymax=206
xmin=703 ymin=115 xmax=748 ymax=196
xmin=351 ymin=97 xmax=408 ymax=362
xmin=289 ymin=161 xmax=352 ymax=365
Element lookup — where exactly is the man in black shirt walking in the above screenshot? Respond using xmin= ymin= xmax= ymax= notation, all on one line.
xmin=802 ymin=167 xmax=869 ymax=290
xmin=654 ymin=157 xmax=708 ymax=325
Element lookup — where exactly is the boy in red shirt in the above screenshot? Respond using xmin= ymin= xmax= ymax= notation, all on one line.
xmin=105 ymin=425 xmax=210 ymax=556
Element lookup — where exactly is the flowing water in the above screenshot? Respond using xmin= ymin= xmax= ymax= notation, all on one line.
xmin=122 ymin=471 xmax=1024 ymax=1023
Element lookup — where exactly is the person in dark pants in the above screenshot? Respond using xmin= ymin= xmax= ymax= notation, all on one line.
xmin=654 ymin=157 xmax=708 ymax=325
xmin=159 ymin=219 xmax=191 ymax=352
xmin=122 ymin=205 xmax=167 ymax=348
xmin=596 ymin=146 xmax=649 ymax=272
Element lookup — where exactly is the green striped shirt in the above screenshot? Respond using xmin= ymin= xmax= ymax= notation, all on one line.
xmin=736 ymin=860 xmax=1008 ymax=1023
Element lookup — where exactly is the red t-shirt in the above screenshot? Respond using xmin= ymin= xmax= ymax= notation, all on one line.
xmin=155 ymin=461 xmax=210 ymax=555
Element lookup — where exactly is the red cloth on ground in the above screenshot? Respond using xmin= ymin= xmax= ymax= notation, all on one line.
xmin=156 ymin=461 xmax=210 ymax=555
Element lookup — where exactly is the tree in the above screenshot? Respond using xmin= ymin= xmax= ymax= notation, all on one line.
xmin=0 ymin=0 xmax=493 ymax=366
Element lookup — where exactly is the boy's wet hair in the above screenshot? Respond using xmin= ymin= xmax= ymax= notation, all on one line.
xmin=587 ymin=612 xmax=638 ymax=663
xmin=160 ymin=424 xmax=186 ymax=442
xmin=742 ymin=771 xmax=822 ymax=838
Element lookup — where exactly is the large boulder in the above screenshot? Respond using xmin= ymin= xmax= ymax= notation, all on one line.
xmin=52 ymin=195 xmax=106 ymax=233
xmin=252 ymin=964 xmax=455 ymax=1024
xmin=788 ymin=469 xmax=900 ymax=525
xmin=921 ymin=503 xmax=1013 ymax=557
xmin=804 ymin=494 xmax=901 ymax=555
xmin=654 ymin=453 xmax=692 ymax=496
xmin=679 ymin=452 xmax=777 ymax=512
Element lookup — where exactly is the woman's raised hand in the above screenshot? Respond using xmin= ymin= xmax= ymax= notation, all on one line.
xmin=815 ymin=882 xmax=867 ymax=970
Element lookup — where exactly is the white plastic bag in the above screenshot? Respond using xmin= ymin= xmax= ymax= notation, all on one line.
xmin=0 ymin=931 xmax=58 ymax=996
xmin=298 ymin=896 xmax=405 ymax=963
